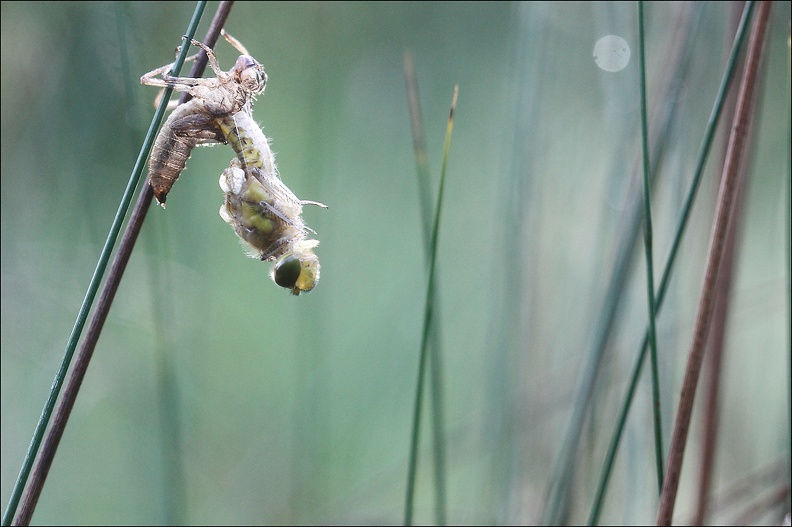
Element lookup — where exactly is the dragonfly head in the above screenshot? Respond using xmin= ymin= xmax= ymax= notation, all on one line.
xmin=271 ymin=242 xmax=320 ymax=296
xmin=234 ymin=55 xmax=267 ymax=96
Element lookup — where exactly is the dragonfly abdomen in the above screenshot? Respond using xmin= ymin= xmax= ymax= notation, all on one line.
xmin=217 ymin=112 xmax=277 ymax=176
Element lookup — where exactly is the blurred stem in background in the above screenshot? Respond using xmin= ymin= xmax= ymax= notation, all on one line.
xmin=544 ymin=2 xmax=724 ymax=523
xmin=403 ymin=80 xmax=457 ymax=526
xmin=402 ymin=50 xmax=449 ymax=527
xmin=657 ymin=2 xmax=771 ymax=523
xmin=636 ymin=0 xmax=665 ymax=492
xmin=587 ymin=3 xmax=758 ymax=524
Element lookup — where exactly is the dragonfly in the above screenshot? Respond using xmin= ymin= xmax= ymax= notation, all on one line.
xmin=141 ymin=32 xmax=325 ymax=295
xmin=219 ymin=158 xmax=323 ymax=295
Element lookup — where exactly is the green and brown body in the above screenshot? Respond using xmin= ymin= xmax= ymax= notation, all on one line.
xmin=217 ymin=109 xmax=322 ymax=295
xmin=142 ymin=36 xmax=322 ymax=294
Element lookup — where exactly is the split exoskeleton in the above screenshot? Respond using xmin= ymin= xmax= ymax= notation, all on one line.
xmin=141 ymin=32 xmax=325 ymax=295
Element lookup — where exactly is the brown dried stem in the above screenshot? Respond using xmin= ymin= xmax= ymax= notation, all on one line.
xmin=655 ymin=1 xmax=771 ymax=524
xmin=691 ymin=4 xmax=751 ymax=523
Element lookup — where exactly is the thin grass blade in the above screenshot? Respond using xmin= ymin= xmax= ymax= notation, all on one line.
xmin=587 ymin=3 xmax=758 ymax=524
xmin=637 ymin=0 xmax=664 ymax=491
xmin=786 ymin=20 xmax=792 ymax=521
xmin=402 ymin=51 xmax=448 ymax=526
xmin=656 ymin=2 xmax=771 ymax=523
xmin=404 ymin=85 xmax=458 ymax=526
xmin=543 ymin=3 xmax=707 ymax=523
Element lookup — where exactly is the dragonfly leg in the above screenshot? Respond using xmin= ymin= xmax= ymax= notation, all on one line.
xmin=259 ymin=237 xmax=292 ymax=261
xmin=220 ymin=29 xmax=250 ymax=56
xmin=185 ymin=36 xmax=224 ymax=78
xmin=139 ymin=52 xmax=204 ymax=90
xmin=300 ymin=199 xmax=328 ymax=209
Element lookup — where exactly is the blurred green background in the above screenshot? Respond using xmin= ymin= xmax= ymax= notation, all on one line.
xmin=2 ymin=1 xmax=789 ymax=524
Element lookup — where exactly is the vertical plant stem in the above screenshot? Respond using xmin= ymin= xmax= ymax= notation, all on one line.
xmin=637 ymin=0 xmax=664 ymax=492
xmin=402 ymin=51 xmax=448 ymax=526
xmin=692 ymin=183 xmax=738 ymax=525
xmin=542 ymin=5 xmax=705 ymax=522
xmin=2 ymin=3 xmax=238 ymax=525
xmin=785 ymin=19 xmax=792 ymax=520
xmin=404 ymin=51 xmax=434 ymax=248
xmin=692 ymin=6 xmax=749 ymax=522
xmin=587 ymin=3 xmax=755 ymax=523
xmin=404 ymin=86 xmax=457 ymax=526
xmin=656 ymin=2 xmax=771 ymax=524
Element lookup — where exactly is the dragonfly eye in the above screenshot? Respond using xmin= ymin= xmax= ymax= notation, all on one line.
xmin=235 ymin=56 xmax=267 ymax=94
xmin=273 ymin=255 xmax=302 ymax=289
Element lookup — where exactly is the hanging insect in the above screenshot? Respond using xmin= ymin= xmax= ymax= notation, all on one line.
xmin=219 ymin=158 xmax=324 ymax=295
xmin=140 ymin=33 xmax=267 ymax=205
xmin=141 ymin=33 xmax=325 ymax=294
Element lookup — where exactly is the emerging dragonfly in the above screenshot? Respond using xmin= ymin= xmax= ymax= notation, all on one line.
xmin=140 ymin=32 xmax=267 ymax=205
xmin=141 ymin=32 xmax=325 ymax=294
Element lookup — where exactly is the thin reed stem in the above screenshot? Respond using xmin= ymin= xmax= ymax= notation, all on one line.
xmin=1 ymin=3 xmax=238 ymax=525
xmin=404 ymin=86 xmax=457 ymax=526
xmin=785 ymin=18 xmax=792 ymax=520
xmin=588 ymin=3 xmax=756 ymax=524
xmin=692 ymin=7 xmax=749 ymax=523
xmin=402 ymin=51 xmax=448 ymax=526
xmin=637 ymin=0 xmax=664 ymax=492
xmin=656 ymin=2 xmax=771 ymax=523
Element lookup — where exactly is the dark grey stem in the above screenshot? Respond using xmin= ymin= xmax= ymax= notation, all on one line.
xmin=11 ymin=3 xmax=234 ymax=525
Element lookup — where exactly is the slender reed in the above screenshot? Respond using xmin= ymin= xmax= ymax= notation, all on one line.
xmin=1 ymin=3 xmax=239 ymax=525
xmin=656 ymin=2 xmax=771 ymax=523
xmin=404 ymin=86 xmax=458 ymax=526
xmin=545 ymin=4 xmax=704 ymax=524
xmin=637 ymin=0 xmax=664 ymax=491
xmin=402 ymin=51 xmax=448 ymax=526
xmin=786 ymin=19 xmax=792 ymax=521
xmin=587 ymin=3 xmax=756 ymax=524
xmin=692 ymin=8 xmax=754 ymax=523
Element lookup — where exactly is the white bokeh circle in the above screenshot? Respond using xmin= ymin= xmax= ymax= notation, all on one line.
xmin=593 ymin=35 xmax=631 ymax=72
